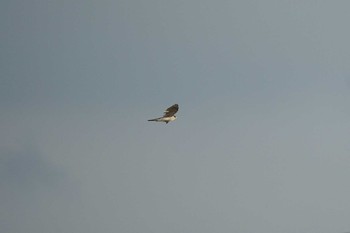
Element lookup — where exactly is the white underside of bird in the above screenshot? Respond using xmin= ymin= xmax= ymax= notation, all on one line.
xmin=148 ymin=116 xmax=176 ymax=124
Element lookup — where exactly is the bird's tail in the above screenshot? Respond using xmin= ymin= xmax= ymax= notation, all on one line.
xmin=148 ymin=118 xmax=160 ymax=122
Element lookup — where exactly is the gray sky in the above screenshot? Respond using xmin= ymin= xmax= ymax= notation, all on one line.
xmin=1 ymin=1 xmax=350 ymax=233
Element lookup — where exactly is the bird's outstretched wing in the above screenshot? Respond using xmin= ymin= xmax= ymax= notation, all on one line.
xmin=163 ymin=104 xmax=179 ymax=117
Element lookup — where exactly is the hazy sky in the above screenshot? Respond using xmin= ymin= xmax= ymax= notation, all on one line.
xmin=1 ymin=1 xmax=350 ymax=233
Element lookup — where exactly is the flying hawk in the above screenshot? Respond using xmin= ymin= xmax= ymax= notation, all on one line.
xmin=148 ymin=104 xmax=179 ymax=124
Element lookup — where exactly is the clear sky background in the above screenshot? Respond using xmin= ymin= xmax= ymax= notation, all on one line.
xmin=1 ymin=1 xmax=350 ymax=233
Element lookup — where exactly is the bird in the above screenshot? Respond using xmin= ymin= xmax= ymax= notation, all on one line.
xmin=148 ymin=104 xmax=179 ymax=124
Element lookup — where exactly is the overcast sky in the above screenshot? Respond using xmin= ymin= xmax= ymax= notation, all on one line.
xmin=1 ymin=1 xmax=350 ymax=233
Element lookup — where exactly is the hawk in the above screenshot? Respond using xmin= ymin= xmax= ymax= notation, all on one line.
xmin=148 ymin=104 xmax=179 ymax=124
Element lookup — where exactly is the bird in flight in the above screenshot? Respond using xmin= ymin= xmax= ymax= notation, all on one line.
xmin=148 ymin=104 xmax=179 ymax=124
